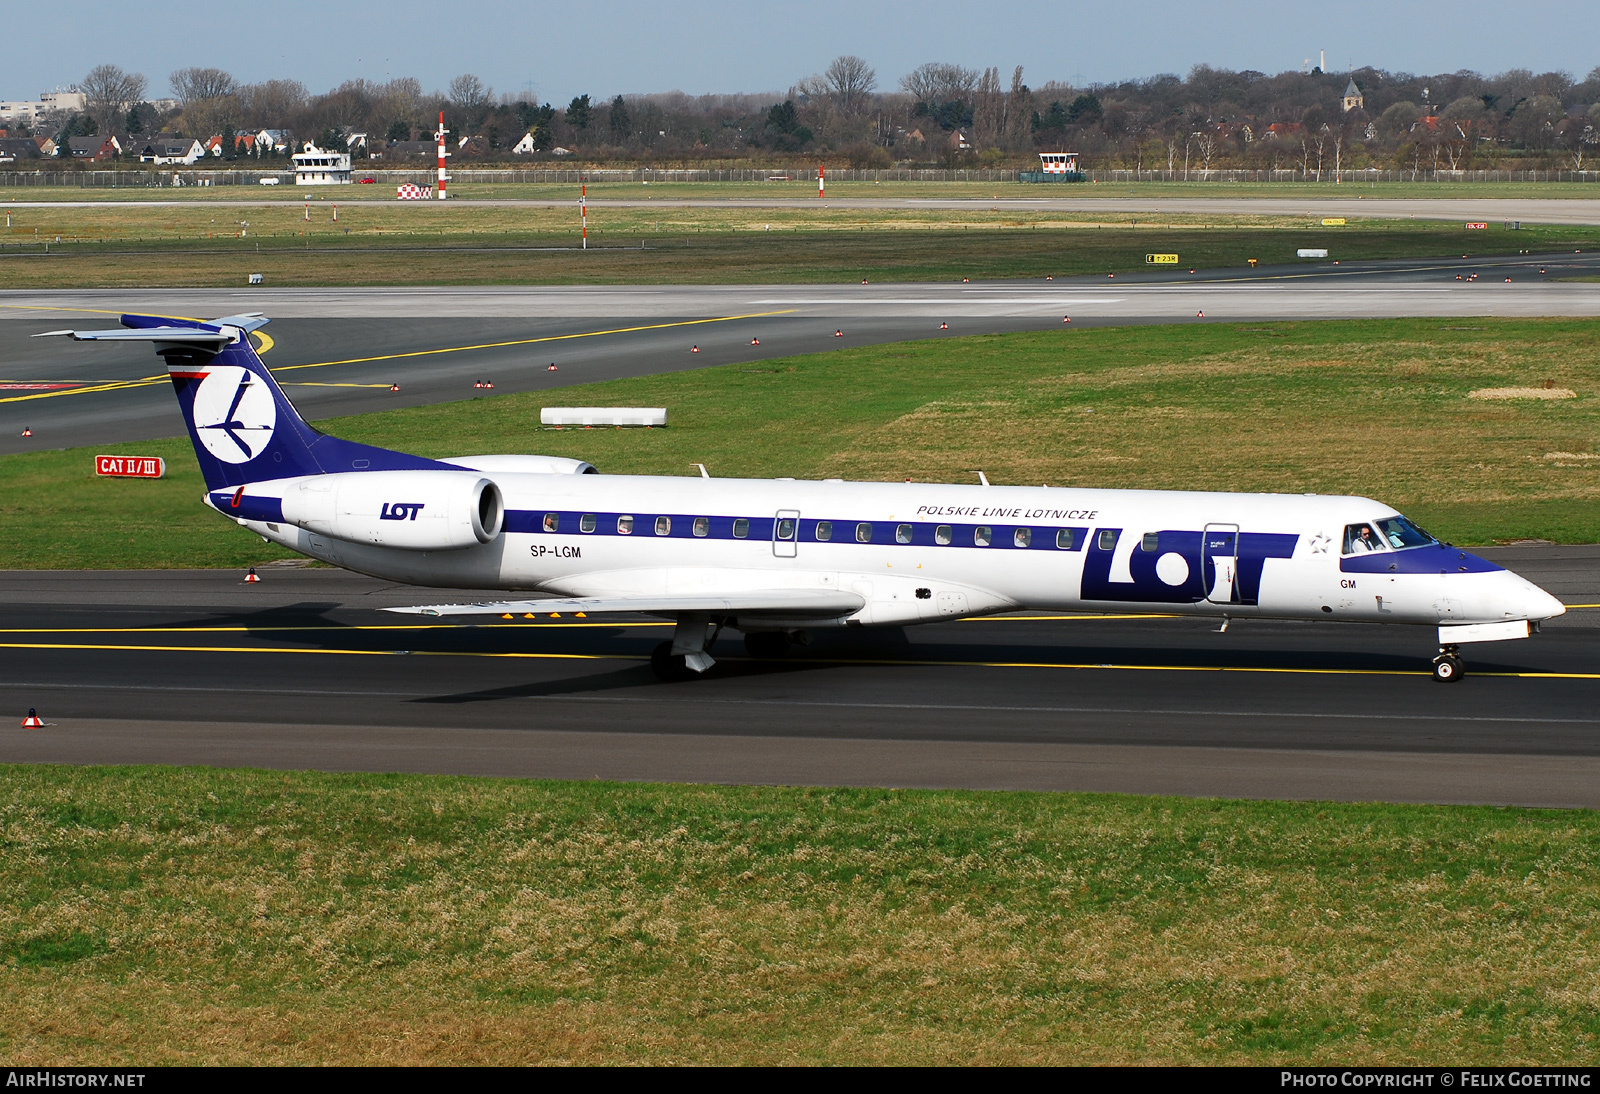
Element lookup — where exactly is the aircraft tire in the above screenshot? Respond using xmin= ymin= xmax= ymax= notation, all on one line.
xmin=1431 ymin=655 xmax=1464 ymax=683
xmin=651 ymin=641 xmax=695 ymax=682
xmin=743 ymin=631 xmax=791 ymax=659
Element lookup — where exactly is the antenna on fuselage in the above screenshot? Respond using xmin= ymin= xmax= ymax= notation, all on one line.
xmin=694 ymin=463 xmax=710 ymax=479
xmin=975 ymin=471 xmax=990 ymax=487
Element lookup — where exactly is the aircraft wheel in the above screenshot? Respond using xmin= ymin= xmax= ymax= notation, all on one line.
xmin=743 ymin=631 xmax=791 ymax=659
xmin=1432 ymin=655 xmax=1464 ymax=683
xmin=651 ymin=641 xmax=694 ymax=681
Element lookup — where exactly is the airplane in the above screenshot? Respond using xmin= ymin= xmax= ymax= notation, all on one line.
xmin=39 ymin=311 xmax=1567 ymax=683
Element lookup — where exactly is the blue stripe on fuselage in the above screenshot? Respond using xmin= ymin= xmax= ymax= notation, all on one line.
xmin=1340 ymin=543 xmax=1501 ymax=574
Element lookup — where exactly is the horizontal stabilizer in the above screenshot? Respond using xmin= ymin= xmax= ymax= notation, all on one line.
xmin=385 ymin=589 xmax=866 ymax=618
xmin=33 ymin=327 xmax=234 ymax=345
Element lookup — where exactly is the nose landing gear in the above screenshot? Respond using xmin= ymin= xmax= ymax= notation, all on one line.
xmin=1432 ymin=644 xmax=1464 ymax=683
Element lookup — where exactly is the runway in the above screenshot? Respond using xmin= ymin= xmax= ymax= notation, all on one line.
xmin=13 ymin=196 xmax=1600 ymax=225
xmin=2 ymin=545 xmax=1598 ymax=808
xmin=4 ymin=250 xmax=1600 ymax=454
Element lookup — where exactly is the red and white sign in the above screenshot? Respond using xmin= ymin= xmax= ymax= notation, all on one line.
xmin=96 ymin=455 xmax=166 ymax=478
xmin=397 ymin=183 xmax=432 ymax=200
xmin=1465 ymin=222 xmax=1488 ymax=229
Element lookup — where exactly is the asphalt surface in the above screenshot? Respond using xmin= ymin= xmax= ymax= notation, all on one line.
xmin=5 ymin=250 xmax=1600 ymax=453
xmin=13 ymin=196 xmax=1600 ymax=225
xmin=2 ymin=544 xmax=1598 ymax=807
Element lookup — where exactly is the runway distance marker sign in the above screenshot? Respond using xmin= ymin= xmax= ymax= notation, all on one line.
xmin=1321 ymin=218 xmax=1347 ymax=226
xmin=1465 ymin=222 xmax=1488 ymax=229
xmin=95 ymin=455 xmax=166 ymax=479
xmin=1145 ymin=253 xmax=1179 ymax=264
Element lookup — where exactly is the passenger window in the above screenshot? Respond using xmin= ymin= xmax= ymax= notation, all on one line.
xmin=1055 ymin=528 xmax=1075 ymax=550
xmin=975 ymin=526 xmax=992 ymax=547
xmin=732 ymin=518 xmax=749 ymax=539
xmin=1342 ymin=523 xmax=1385 ymax=554
xmin=1097 ymin=529 xmax=1117 ymax=551
xmin=542 ymin=512 xmax=559 ymax=533
xmin=692 ymin=517 xmax=709 ymax=537
xmin=935 ymin=525 xmax=953 ymax=545
xmin=655 ymin=516 xmax=672 ymax=536
xmin=896 ymin=523 xmax=913 ymax=544
xmin=777 ymin=518 xmax=796 ymax=540
xmin=580 ymin=513 xmax=596 ymax=533
xmin=1014 ymin=528 xmax=1032 ymax=548
xmin=617 ymin=515 xmax=633 ymax=535
xmin=1141 ymin=532 xmax=1159 ymax=553
xmin=815 ymin=520 xmax=832 ymax=541
xmin=856 ymin=522 xmax=873 ymax=543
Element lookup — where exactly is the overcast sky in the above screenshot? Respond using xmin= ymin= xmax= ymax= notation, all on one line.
xmin=13 ymin=0 xmax=1600 ymax=103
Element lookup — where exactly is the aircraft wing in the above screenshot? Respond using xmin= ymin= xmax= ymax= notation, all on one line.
xmin=385 ymin=589 xmax=866 ymax=618
xmin=33 ymin=327 xmax=234 ymax=346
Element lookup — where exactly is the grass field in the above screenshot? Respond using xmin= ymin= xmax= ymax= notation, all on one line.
xmin=5 ymin=317 xmax=1600 ymax=569
xmin=3 ymin=191 xmax=1597 ymax=287
xmin=1 ymin=764 xmax=1596 ymax=1064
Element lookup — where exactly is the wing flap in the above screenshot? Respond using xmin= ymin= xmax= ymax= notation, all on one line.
xmin=384 ymin=589 xmax=866 ymax=618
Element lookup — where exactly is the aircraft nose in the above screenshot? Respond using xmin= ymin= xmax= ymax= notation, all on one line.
xmin=1519 ymin=580 xmax=1566 ymax=621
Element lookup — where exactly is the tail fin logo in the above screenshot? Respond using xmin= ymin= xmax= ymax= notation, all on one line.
xmin=191 ymin=366 xmax=277 ymax=463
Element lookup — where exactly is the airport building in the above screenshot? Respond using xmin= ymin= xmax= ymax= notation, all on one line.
xmin=292 ymin=142 xmax=352 ymax=185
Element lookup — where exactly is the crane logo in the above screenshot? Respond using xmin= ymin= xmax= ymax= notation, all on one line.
xmin=191 ymin=366 xmax=277 ymax=464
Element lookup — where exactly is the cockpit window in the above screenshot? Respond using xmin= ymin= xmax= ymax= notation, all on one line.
xmin=1342 ymin=523 xmax=1386 ymax=554
xmin=1375 ymin=516 xmax=1436 ymax=550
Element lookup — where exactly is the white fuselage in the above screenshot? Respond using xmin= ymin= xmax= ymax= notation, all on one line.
xmin=224 ymin=473 xmax=1565 ymax=631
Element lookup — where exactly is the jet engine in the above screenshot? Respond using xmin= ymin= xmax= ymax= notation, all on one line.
xmin=279 ymin=470 xmax=502 ymax=551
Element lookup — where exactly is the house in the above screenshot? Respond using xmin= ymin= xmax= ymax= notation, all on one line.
xmin=1341 ymin=78 xmax=1364 ymax=113
xmin=1263 ymin=122 xmax=1302 ymax=140
xmin=456 ymin=134 xmax=490 ymax=157
xmin=67 ymin=134 xmax=121 ymax=161
xmin=511 ymin=131 xmax=539 ymax=154
xmin=948 ymin=128 xmax=972 ymax=151
xmin=254 ymin=129 xmax=291 ymax=153
xmin=0 ymin=137 xmax=44 ymax=162
xmin=34 ymin=136 xmax=56 ymax=156
xmin=136 ymin=138 xmax=204 ymax=165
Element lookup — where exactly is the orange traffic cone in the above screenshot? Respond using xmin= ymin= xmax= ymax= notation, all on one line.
xmin=546 ymin=364 xmax=557 ymax=371
xmin=245 ymin=567 xmax=260 ymax=583
xmin=485 ymin=381 xmax=494 ymax=389
xmin=1063 ymin=316 xmax=1071 ymax=323
xmin=22 ymin=708 xmax=43 ymax=727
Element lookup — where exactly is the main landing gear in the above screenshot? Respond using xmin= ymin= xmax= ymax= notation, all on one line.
xmin=1432 ymin=644 xmax=1465 ymax=683
xmin=651 ymin=612 xmax=722 ymax=682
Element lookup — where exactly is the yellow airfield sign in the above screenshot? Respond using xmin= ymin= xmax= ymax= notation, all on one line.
xmin=1145 ymin=253 xmax=1179 ymax=264
xmin=1321 ymin=218 xmax=1347 ymax=226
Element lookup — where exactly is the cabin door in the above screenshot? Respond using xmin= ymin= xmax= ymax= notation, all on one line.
xmin=1203 ymin=523 xmax=1239 ymax=604
xmin=773 ymin=510 xmax=799 ymax=558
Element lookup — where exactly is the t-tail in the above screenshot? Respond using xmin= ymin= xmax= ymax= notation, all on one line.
xmin=36 ymin=312 xmax=447 ymax=492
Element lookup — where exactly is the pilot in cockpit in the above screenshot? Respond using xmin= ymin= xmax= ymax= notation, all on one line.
xmin=1345 ymin=524 xmax=1381 ymax=553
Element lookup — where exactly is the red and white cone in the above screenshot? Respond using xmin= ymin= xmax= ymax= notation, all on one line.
xmin=939 ymin=322 xmax=948 ymax=330
xmin=390 ymin=383 xmax=400 ymax=392
xmin=21 ymin=428 xmax=31 ymax=437
xmin=691 ymin=345 xmax=699 ymax=353
xmin=1197 ymin=311 xmax=1205 ymax=318
xmin=835 ymin=329 xmax=843 ymax=337
xmin=547 ymin=364 xmax=557 ymax=372
xmin=22 ymin=708 xmax=44 ymax=727
xmin=245 ymin=567 xmax=261 ymax=584
xmin=750 ymin=337 xmax=760 ymax=346
xmin=1063 ymin=316 xmax=1071 ymax=324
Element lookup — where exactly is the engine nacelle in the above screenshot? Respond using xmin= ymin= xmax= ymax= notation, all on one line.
xmin=441 ymin=455 xmax=598 ymax=475
xmin=280 ymin=470 xmax=502 ymax=551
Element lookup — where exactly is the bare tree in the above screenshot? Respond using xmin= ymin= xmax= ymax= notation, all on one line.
xmin=824 ymin=55 xmax=877 ymax=115
xmin=238 ymin=79 xmax=308 ymax=128
xmin=899 ymin=62 xmax=978 ymax=105
xmin=171 ymin=67 xmax=236 ymax=106
xmin=972 ymin=66 xmax=1003 ymax=147
xmin=449 ymin=73 xmax=491 ymax=113
xmin=1195 ymin=130 xmax=1217 ymax=177
xmin=81 ymin=65 xmax=147 ymax=133
xmin=1005 ymin=65 xmax=1033 ymax=150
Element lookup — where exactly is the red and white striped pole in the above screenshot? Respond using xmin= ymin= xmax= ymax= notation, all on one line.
xmin=435 ymin=111 xmax=450 ymax=200
xmin=818 ymin=162 xmax=825 ymax=198
xmin=581 ymin=177 xmax=587 ymax=249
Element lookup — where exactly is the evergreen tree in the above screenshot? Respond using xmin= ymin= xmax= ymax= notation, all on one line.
xmin=609 ymin=96 xmax=630 ymax=143
xmin=221 ymin=122 xmax=236 ymax=160
xmin=566 ymin=94 xmax=590 ymax=129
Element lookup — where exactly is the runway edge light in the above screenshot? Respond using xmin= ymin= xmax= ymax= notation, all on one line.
xmin=22 ymin=708 xmax=44 ymax=728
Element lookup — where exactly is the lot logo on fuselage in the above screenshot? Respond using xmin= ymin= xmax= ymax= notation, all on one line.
xmin=191 ymin=366 xmax=277 ymax=464
xmin=380 ymin=502 xmax=425 ymax=521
